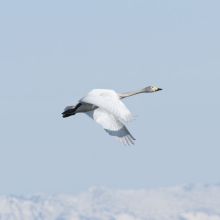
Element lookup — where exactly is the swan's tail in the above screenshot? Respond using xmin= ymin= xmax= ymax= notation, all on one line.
xmin=62 ymin=103 xmax=82 ymax=118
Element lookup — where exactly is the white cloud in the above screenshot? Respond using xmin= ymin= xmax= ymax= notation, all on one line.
xmin=114 ymin=213 xmax=141 ymax=220
xmin=182 ymin=212 xmax=220 ymax=220
xmin=0 ymin=184 xmax=220 ymax=220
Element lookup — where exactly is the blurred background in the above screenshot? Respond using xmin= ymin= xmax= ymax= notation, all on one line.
xmin=0 ymin=0 xmax=220 ymax=195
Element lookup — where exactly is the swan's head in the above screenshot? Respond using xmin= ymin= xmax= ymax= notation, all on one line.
xmin=145 ymin=86 xmax=162 ymax=93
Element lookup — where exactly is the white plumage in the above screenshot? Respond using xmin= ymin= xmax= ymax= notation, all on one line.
xmin=85 ymin=108 xmax=135 ymax=146
xmin=80 ymin=89 xmax=135 ymax=122
xmin=62 ymin=86 xmax=162 ymax=146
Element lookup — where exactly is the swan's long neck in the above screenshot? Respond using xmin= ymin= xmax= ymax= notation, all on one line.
xmin=117 ymin=88 xmax=146 ymax=99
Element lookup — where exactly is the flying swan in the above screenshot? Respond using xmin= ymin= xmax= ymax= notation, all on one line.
xmin=62 ymin=86 xmax=162 ymax=146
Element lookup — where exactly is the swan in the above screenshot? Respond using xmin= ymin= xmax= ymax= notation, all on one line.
xmin=62 ymin=86 xmax=162 ymax=146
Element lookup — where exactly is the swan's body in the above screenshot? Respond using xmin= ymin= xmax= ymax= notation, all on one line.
xmin=62 ymin=86 xmax=162 ymax=146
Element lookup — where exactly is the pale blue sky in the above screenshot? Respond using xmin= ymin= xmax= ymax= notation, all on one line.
xmin=0 ymin=0 xmax=220 ymax=195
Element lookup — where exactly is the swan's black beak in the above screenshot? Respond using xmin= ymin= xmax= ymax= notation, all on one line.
xmin=153 ymin=87 xmax=162 ymax=91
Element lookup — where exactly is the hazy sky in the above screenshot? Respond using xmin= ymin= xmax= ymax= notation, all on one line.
xmin=1 ymin=0 xmax=220 ymax=195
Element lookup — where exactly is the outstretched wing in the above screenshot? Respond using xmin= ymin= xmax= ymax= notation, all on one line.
xmin=85 ymin=108 xmax=135 ymax=146
xmin=80 ymin=89 xmax=135 ymax=122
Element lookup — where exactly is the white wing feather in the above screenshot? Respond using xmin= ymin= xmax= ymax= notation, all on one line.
xmin=80 ymin=89 xmax=135 ymax=122
xmin=85 ymin=108 xmax=135 ymax=146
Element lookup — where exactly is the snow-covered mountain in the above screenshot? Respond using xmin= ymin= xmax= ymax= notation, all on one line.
xmin=0 ymin=184 xmax=220 ymax=220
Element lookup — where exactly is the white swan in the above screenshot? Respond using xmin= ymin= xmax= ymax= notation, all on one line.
xmin=62 ymin=86 xmax=162 ymax=146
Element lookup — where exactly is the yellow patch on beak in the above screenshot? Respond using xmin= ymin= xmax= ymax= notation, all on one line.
xmin=153 ymin=87 xmax=158 ymax=91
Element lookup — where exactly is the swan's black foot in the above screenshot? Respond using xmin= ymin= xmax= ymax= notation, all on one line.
xmin=62 ymin=113 xmax=75 ymax=118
